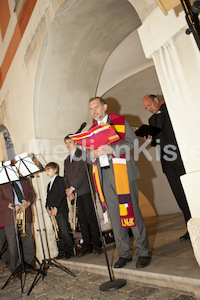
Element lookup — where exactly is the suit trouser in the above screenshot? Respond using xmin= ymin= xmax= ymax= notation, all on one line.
xmin=0 ymin=227 xmax=7 ymax=264
xmin=102 ymin=167 xmax=150 ymax=259
xmin=4 ymin=223 xmax=34 ymax=273
xmin=56 ymin=213 xmax=74 ymax=256
xmin=165 ymin=167 xmax=191 ymax=226
xmin=77 ymin=193 xmax=102 ymax=250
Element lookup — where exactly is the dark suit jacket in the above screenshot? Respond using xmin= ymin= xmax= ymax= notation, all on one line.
xmin=64 ymin=148 xmax=90 ymax=196
xmin=0 ymin=178 xmax=34 ymax=226
xmin=46 ymin=175 xmax=68 ymax=214
xmin=149 ymin=103 xmax=185 ymax=176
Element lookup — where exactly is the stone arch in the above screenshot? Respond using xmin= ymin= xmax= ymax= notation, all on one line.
xmin=33 ymin=0 xmax=179 ymax=219
xmin=34 ymin=0 xmax=141 ymax=139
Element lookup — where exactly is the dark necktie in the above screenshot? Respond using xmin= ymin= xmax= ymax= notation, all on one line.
xmin=12 ymin=181 xmax=24 ymax=203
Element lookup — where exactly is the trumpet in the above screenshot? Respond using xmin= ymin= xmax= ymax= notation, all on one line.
xmin=69 ymin=193 xmax=78 ymax=233
xmin=16 ymin=206 xmax=28 ymax=237
xmin=50 ymin=209 xmax=60 ymax=241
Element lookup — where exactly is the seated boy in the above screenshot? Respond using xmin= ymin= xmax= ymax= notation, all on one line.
xmin=45 ymin=162 xmax=74 ymax=259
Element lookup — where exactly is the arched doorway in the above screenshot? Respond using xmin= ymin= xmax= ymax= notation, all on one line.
xmin=33 ymin=0 xmax=179 ymax=220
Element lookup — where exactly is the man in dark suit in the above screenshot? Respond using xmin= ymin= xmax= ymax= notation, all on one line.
xmin=142 ymin=94 xmax=191 ymax=240
xmin=0 ymin=178 xmax=35 ymax=280
xmin=45 ymin=162 xmax=74 ymax=259
xmin=87 ymin=97 xmax=151 ymax=269
xmin=64 ymin=136 xmax=102 ymax=257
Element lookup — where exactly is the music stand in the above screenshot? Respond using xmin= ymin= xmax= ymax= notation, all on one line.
xmin=13 ymin=153 xmax=76 ymax=296
xmin=0 ymin=160 xmax=36 ymax=293
xmin=82 ymin=152 xmax=126 ymax=291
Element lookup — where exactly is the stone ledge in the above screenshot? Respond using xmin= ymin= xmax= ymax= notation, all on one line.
xmin=60 ymin=257 xmax=200 ymax=295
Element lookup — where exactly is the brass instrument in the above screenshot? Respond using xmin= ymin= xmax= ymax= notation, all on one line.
xmin=69 ymin=193 xmax=78 ymax=233
xmin=67 ymin=193 xmax=83 ymax=255
xmin=16 ymin=206 xmax=28 ymax=237
xmin=50 ymin=209 xmax=60 ymax=241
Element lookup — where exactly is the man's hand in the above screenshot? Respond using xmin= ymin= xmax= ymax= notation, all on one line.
xmin=8 ymin=203 xmax=19 ymax=211
xmin=66 ymin=188 xmax=74 ymax=197
xmin=143 ymin=135 xmax=153 ymax=142
xmin=68 ymin=193 xmax=75 ymax=201
xmin=91 ymin=145 xmax=114 ymax=159
xmin=22 ymin=200 xmax=31 ymax=210
xmin=101 ymin=145 xmax=114 ymax=155
xmin=51 ymin=207 xmax=57 ymax=216
xmin=46 ymin=206 xmax=52 ymax=216
xmin=8 ymin=203 xmax=14 ymax=210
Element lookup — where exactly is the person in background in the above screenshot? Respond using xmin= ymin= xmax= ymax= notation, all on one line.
xmin=0 ymin=178 xmax=35 ymax=280
xmin=142 ymin=94 xmax=191 ymax=240
xmin=45 ymin=162 xmax=74 ymax=259
xmin=64 ymin=135 xmax=102 ymax=257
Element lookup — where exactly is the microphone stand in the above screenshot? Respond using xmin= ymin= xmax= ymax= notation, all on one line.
xmin=82 ymin=149 xmax=126 ymax=291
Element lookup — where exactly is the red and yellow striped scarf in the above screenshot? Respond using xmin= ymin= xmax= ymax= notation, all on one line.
xmin=92 ymin=114 xmax=135 ymax=228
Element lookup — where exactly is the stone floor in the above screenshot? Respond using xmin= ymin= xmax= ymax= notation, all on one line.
xmin=0 ymin=213 xmax=199 ymax=299
xmin=0 ymin=265 xmax=197 ymax=300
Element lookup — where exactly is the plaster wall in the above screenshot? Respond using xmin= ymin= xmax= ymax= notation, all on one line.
xmin=128 ymin=0 xmax=157 ymax=22
xmin=0 ymin=0 xmax=66 ymax=261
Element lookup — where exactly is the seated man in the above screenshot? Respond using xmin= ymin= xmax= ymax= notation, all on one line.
xmin=45 ymin=162 xmax=74 ymax=259
xmin=0 ymin=178 xmax=35 ymax=280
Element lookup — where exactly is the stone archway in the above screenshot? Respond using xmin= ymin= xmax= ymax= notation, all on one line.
xmin=33 ymin=0 xmax=181 ymax=223
xmin=34 ymin=0 xmax=141 ymax=139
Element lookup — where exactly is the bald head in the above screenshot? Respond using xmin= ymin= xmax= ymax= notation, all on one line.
xmin=142 ymin=94 xmax=161 ymax=114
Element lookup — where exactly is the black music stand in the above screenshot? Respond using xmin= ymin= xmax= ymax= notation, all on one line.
xmin=0 ymin=160 xmax=35 ymax=293
xmin=82 ymin=151 xmax=126 ymax=291
xmin=13 ymin=153 xmax=76 ymax=296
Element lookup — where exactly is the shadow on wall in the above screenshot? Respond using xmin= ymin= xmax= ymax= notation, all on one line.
xmin=105 ymin=97 xmax=157 ymax=217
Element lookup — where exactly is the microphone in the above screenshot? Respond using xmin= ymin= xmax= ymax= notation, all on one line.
xmin=75 ymin=122 xmax=87 ymax=134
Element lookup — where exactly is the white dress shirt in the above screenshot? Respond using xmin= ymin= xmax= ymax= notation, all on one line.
xmin=49 ymin=174 xmax=58 ymax=190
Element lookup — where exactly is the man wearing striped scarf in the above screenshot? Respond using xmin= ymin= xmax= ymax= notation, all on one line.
xmin=87 ymin=97 xmax=151 ymax=269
